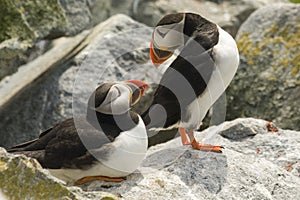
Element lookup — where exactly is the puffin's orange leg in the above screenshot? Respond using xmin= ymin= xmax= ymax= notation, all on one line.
xmin=179 ymin=127 xmax=191 ymax=145
xmin=74 ymin=176 xmax=125 ymax=185
xmin=187 ymin=130 xmax=223 ymax=153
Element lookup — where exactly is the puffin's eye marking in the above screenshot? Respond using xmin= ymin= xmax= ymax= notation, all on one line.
xmin=156 ymin=28 xmax=168 ymax=38
xmin=156 ymin=24 xmax=177 ymax=38
xmin=115 ymin=86 xmax=121 ymax=97
xmin=105 ymin=86 xmax=121 ymax=105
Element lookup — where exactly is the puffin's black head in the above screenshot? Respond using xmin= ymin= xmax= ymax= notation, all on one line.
xmin=88 ymin=80 xmax=149 ymax=115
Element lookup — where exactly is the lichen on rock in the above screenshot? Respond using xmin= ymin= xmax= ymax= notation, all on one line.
xmin=0 ymin=147 xmax=118 ymax=200
xmin=0 ymin=148 xmax=75 ymax=200
xmin=227 ymin=3 xmax=300 ymax=130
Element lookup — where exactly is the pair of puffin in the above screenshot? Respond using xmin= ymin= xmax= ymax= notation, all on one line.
xmin=8 ymin=12 xmax=239 ymax=185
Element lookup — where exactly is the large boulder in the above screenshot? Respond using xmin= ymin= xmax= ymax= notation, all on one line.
xmin=227 ymin=3 xmax=300 ymax=130
xmin=3 ymin=118 xmax=297 ymax=199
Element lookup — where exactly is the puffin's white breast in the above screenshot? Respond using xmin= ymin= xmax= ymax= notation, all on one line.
xmin=180 ymin=26 xmax=239 ymax=130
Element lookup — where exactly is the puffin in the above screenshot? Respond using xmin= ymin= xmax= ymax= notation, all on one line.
xmin=8 ymin=80 xmax=150 ymax=185
xmin=142 ymin=13 xmax=239 ymax=152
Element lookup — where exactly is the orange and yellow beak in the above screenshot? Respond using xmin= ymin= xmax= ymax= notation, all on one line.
xmin=125 ymin=80 xmax=150 ymax=106
xmin=150 ymin=40 xmax=173 ymax=67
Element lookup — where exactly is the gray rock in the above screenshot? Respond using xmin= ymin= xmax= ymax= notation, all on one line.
xmin=219 ymin=118 xmax=300 ymax=178
xmin=227 ymin=3 xmax=300 ymax=130
xmin=78 ymin=118 xmax=300 ymax=199
xmin=0 ymin=14 xmax=161 ymax=148
xmin=132 ymin=0 xmax=289 ymax=36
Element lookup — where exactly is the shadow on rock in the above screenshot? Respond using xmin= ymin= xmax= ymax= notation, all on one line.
xmin=79 ymin=171 xmax=145 ymax=193
xmin=170 ymin=150 xmax=227 ymax=194
xmin=142 ymin=146 xmax=228 ymax=194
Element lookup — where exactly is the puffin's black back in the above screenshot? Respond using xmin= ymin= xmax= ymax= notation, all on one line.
xmin=183 ymin=13 xmax=219 ymax=50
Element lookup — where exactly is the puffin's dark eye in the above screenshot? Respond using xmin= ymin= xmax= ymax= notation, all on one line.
xmin=131 ymin=89 xmax=141 ymax=105
xmin=126 ymin=84 xmax=141 ymax=105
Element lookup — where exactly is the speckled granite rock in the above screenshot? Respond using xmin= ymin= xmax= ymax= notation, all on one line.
xmin=227 ymin=3 xmax=300 ymax=130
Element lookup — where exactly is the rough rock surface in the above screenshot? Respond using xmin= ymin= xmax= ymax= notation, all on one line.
xmin=227 ymin=3 xmax=300 ymax=130
xmin=132 ymin=0 xmax=289 ymax=36
xmin=79 ymin=118 xmax=300 ymax=199
xmin=0 ymin=14 xmax=161 ymax=148
xmin=0 ymin=147 xmax=117 ymax=200
xmin=2 ymin=118 xmax=297 ymax=199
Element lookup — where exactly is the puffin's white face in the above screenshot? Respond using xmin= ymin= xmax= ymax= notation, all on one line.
xmin=153 ymin=22 xmax=185 ymax=50
xmin=95 ymin=83 xmax=131 ymax=115
xmin=93 ymin=80 xmax=149 ymax=115
xmin=150 ymin=17 xmax=185 ymax=66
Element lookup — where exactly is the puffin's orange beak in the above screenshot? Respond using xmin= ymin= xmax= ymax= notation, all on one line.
xmin=150 ymin=40 xmax=173 ymax=68
xmin=125 ymin=80 xmax=150 ymax=106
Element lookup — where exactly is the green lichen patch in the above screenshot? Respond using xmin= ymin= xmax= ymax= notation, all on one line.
xmin=15 ymin=0 xmax=67 ymax=39
xmin=0 ymin=0 xmax=34 ymax=42
xmin=0 ymin=150 xmax=119 ymax=200
xmin=237 ymin=22 xmax=300 ymax=78
xmin=229 ymin=4 xmax=300 ymax=130
xmin=0 ymin=0 xmax=67 ymax=43
xmin=0 ymin=155 xmax=76 ymax=200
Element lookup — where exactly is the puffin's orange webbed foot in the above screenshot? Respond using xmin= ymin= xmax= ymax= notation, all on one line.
xmin=191 ymin=139 xmax=224 ymax=153
xmin=74 ymin=176 xmax=126 ymax=185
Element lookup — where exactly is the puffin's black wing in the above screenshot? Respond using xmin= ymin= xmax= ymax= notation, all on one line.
xmin=7 ymin=118 xmax=112 ymax=169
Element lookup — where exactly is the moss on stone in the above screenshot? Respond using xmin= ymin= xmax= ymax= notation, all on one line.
xmin=0 ymin=156 xmax=76 ymax=200
xmin=17 ymin=0 xmax=67 ymax=38
xmin=229 ymin=5 xmax=300 ymax=130
xmin=0 ymin=0 xmax=34 ymax=42
xmin=0 ymin=0 xmax=67 ymax=42
xmin=289 ymin=0 xmax=300 ymax=3
xmin=0 ymin=151 xmax=120 ymax=200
